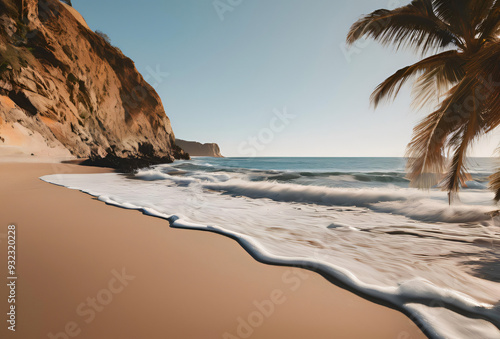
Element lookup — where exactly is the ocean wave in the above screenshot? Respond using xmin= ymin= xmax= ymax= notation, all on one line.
xmin=204 ymin=179 xmax=411 ymax=205
xmin=371 ymin=199 xmax=495 ymax=223
xmin=134 ymin=165 xmax=497 ymax=224
xmin=203 ymin=179 xmax=497 ymax=223
xmin=143 ymin=163 xmax=492 ymax=194
xmin=256 ymin=171 xmax=411 ymax=184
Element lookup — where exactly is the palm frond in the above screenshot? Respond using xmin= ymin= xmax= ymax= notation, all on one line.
xmin=434 ymin=0 xmax=500 ymax=48
xmin=489 ymin=165 xmax=500 ymax=201
xmin=438 ymin=46 xmax=500 ymax=200
xmin=441 ymin=117 xmax=480 ymax=203
xmin=405 ymin=107 xmax=457 ymax=189
xmin=410 ymin=66 xmax=450 ymax=110
xmin=371 ymin=50 xmax=465 ymax=108
xmin=347 ymin=0 xmax=463 ymax=55
xmin=432 ymin=0 xmax=470 ymax=36
xmin=478 ymin=1 xmax=500 ymax=42
xmin=470 ymin=0 xmax=497 ymax=28
xmin=410 ymin=52 xmax=466 ymax=110
xmin=405 ymin=73 xmax=479 ymax=190
xmin=467 ymin=40 xmax=500 ymax=132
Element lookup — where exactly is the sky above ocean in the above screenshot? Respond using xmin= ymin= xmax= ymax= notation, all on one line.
xmin=73 ymin=0 xmax=500 ymax=157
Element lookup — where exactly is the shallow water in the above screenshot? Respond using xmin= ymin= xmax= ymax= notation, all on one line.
xmin=42 ymin=157 xmax=500 ymax=338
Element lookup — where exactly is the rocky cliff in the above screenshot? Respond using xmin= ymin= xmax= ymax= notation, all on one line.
xmin=176 ymin=139 xmax=223 ymax=157
xmin=0 ymin=0 xmax=186 ymax=163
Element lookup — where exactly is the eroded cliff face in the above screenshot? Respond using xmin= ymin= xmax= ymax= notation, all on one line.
xmin=0 ymin=0 xmax=183 ymax=161
xmin=175 ymin=139 xmax=223 ymax=157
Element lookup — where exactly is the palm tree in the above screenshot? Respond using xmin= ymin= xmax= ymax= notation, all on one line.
xmin=347 ymin=0 xmax=500 ymax=203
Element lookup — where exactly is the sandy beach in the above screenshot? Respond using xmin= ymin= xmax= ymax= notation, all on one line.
xmin=0 ymin=162 xmax=426 ymax=339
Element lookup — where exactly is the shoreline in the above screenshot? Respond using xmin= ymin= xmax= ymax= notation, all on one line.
xmin=0 ymin=162 xmax=426 ymax=338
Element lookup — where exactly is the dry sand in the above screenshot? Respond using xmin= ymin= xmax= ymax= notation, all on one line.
xmin=0 ymin=162 xmax=426 ymax=339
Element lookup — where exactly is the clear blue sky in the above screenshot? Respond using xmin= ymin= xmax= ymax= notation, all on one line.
xmin=72 ymin=0 xmax=498 ymax=157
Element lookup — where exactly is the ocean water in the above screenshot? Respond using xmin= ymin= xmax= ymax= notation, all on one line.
xmin=42 ymin=157 xmax=500 ymax=338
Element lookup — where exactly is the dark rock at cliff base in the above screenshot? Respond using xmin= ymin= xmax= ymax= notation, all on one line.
xmin=175 ymin=139 xmax=223 ymax=157
xmin=81 ymin=142 xmax=190 ymax=172
xmin=81 ymin=153 xmax=174 ymax=173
